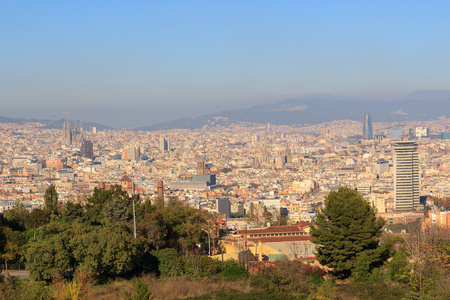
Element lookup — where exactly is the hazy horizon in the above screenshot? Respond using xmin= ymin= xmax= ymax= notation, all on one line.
xmin=1 ymin=1 xmax=450 ymax=127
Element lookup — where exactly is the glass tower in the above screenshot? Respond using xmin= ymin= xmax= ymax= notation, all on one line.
xmin=363 ymin=113 xmax=373 ymax=140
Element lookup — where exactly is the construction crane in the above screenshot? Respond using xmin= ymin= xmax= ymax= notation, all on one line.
xmin=62 ymin=112 xmax=71 ymax=123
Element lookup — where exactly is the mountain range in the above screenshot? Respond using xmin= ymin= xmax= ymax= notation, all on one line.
xmin=2 ymin=90 xmax=450 ymax=131
xmin=135 ymin=90 xmax=450 ymax=131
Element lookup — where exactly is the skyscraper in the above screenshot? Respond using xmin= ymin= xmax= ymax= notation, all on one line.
xmin=363 ymin=113 xmax=373 ymax=140
xmin=393 ymin=141 xmax=419 ymax=210
xmin=159 ymin=136 xmax=168 ymax=151
xmin=80 ymin=139 xmax=94 ymax=159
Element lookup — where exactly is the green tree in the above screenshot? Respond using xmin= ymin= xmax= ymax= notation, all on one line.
xmin=160 ymin=200 xmax=207 ymax=251
xmin=62 ymin=201 xmax=84 ymax=223
xmin=151 ymin=248 xmax=184 ymax=278
xmin=44 ymin=184 xmax=59 ymax=215
xmin=136 ymin=200 xmax=167 ymax=252
xmin=85 ymin=185 xmax=131 ymax=221
xmin=102 ymin=197 xmax=129 ymax=222
xmin=4 ymin=201 xmax=29 ymax=231
xmin=71 ymin=222 xmax=141 ymax=278
xmin=388 ymin=250 xmax=411 ymax=284
xmin=25 ymin=222 xmax=141 ymax=281
xmin=26 ymin=208 xmax=51 ymax=229
xmin=310 ymin=187 xmax=385 ymax=278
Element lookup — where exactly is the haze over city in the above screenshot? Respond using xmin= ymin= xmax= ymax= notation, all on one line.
xmin=1 ymin=1 xmax=450 ymax=127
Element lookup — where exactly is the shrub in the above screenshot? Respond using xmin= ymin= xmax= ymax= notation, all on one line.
xmin=388 ymin=251 xmax=411 ymax=284
xmin=221 ymin=260 xmax=248 ymax=280
xmin=183 ymin=254 xmax=223 ymax=277
xmin=124 ymin=278 xmax=153 ymax=300
xmin=251 ymin=261 xmax=314 ymax=297
xmin=369 ymin=268 xmax=384 ymax=283
xmin=151 ymin=248 xmax=184 ymax=278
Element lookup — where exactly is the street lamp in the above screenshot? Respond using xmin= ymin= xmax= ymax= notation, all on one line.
xmin=34 ymin=226 xmax=43 ymax=239
xmin=130 ymin=181 xmax=137 ymax=239
xmin=201 ymin=228 xmax=211 ymax=256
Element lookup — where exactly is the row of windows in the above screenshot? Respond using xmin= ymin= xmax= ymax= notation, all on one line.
xmin=248 ymin=232 xmax=306 ymax=238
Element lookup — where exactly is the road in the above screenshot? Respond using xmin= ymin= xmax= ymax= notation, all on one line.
xmin=1 ymin=270 xmax=30 ymax=279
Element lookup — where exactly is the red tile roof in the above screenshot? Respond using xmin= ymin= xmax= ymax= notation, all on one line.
xmin=245 ymin=223 xmax=309 ymax=235
xmin=120 ymin=175 xmax=132 ymax=182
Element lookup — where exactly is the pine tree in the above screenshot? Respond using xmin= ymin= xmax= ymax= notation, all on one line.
xmin=310 ymin=187 xmax=385 ymax=278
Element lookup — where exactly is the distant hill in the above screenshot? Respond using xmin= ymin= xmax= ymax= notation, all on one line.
xmin=135 ymin=90 xmax=450 ymax=131
xmin=0 ymin=116 xmax=113 ymax=131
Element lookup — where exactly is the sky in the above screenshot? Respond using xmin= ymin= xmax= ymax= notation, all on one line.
xmin=1 ymin=1 xmax=450 ymax=128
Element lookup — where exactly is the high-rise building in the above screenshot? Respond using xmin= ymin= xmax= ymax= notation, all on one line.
xmin=390 ymin=128 xmax=403 ymax=139
xmin=363 ymin=113 xmax=373 ymax=140
xmin=80 ymin=139 xmax=94 ymax=159
xmin=217 ymin=197 xmax=231 ymax=218
xmin=371 ymin=158 xmax=389 ymax=176
xmin=393 ymin=141 xmax=419 ymax=210
xmin=159 ymin=136 xmax=168 ymax=151
xmin=251 ymin=134 xmax=260 ymax=144
xmin=123 ymin=146 xmax=141 ymax=161
xmin=415 ymin=126 xmax=430 ymax=139
xmin=196 ymin=159 xmax=205 ymax=175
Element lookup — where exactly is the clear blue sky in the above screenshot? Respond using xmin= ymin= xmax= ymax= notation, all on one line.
xmin=1 ymin=1 xmax=449 ymax=127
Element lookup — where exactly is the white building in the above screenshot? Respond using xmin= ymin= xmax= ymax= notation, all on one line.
xmin=393 ymin=141 xmax=419 ymax=210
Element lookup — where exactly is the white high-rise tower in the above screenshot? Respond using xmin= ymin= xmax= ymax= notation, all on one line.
xmin=393 ymin=141 xmax=419 ymax=210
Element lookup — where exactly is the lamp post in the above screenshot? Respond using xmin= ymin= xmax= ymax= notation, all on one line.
xmin=201 ymin=228 xmax=211 ymax=256
xmin=34 ymin=226 xmax=43 ymax=239
xmin=132 ymin=182 xmax=137 ymax=239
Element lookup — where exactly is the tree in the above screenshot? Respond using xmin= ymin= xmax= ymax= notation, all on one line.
xmin=388 ymin=250 xmax=411 ymax=284
xmin=3 ymin=240 xmax=20 ymax=271
xmin=44 ymin=184 xmax=58 ymax=214
xmin=62 ymin=202 xmax=84 ymax=223
xmin=102 ymin=197 xmax=128 ymax=222
xmin=85 ymin=185 xmax=131 ymax=221
xmin=25 ymin=222 xmax=141 ymax=281
xmin=310 ymin=187 xmax=385 ymax=278
xmin=4 ymin=201 xmax=29 ymax=231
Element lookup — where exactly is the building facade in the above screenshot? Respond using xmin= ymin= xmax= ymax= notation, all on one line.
xmin=81 ymin=139 xmax=94 ymax=159
xmin=363 ymin=112 xmax=373 ymax=140
xmin=393 ymin=141 xmax=419 ymax=210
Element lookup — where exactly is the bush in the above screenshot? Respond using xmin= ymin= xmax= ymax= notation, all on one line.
xmin=388 ymin=251 xmax=411 ymax=284
xmin=369 ymin=268 xmax=384 ymax=283
xmin=183 ymin=254 xmax=223 ymax=277
xmin=251 ymin=261 xmax=315 ymax=297
xmin=221 ymin=260 xmax=248 ymax=280
xmin=124 ymin=278 xmax=153 ymax=300
xmin=151 ymin=248 xmax=184 ymax=278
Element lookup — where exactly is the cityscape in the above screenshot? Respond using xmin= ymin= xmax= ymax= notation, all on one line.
xmin=1 ymin=111 xmax=450 ymax=298
xmin=2 ymin=1 xmax=450 ymax=299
